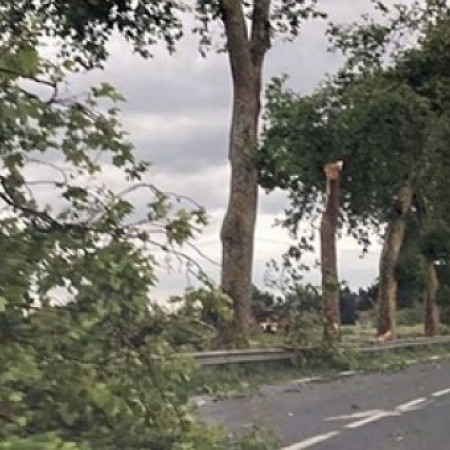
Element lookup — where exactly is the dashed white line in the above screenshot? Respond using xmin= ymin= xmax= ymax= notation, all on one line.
xmin=279 ymin=386 xmax=449 ymax=449
xmin=431 ymin=388 xmax=450 ymax=398
xmin=344 ymin=397 xmax=428 ymax=429
xmin=395 ymin=397 xmax=427 ymax=412
xmin=324 ymin=409 xmax=382 ymax=422
xmin=345 ymin=411 xmax=394 ymax=429
xmin=278 ymin=431 xmax=340 ymax=450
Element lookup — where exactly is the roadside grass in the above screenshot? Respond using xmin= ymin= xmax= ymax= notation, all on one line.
xmin=189 ymin=343 xmax=450 ymax=399
xmin=247 ymin=324 xmax=450 ymax=349
xmin=189 ymin=359 xmax=340 ymax=399
xmin=357 ymin=343 xmax=450 ymax=371
xmin=247 ymin=331 xmax=287 ymax=348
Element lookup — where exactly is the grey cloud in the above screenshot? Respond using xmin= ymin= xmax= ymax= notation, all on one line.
xmin=150 ymin=163 xmax=229 ymax=211
xmin=258 ymin=189 xmax=290 ymax=216
xmin=123 ymin=110 xmax=230 ymax=172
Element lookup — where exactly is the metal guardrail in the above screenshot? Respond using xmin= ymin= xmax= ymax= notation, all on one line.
xmin=190 ymin=347 xmax=311 ymax=366
xmin=190 ymin=335 xmax=450 ymax=366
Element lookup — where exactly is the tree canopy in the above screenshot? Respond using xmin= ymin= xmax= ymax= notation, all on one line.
xmin=258 ymin=2 xmax=450 ymax=338
xmin=0 ymin=6 xmax=236 ymax=448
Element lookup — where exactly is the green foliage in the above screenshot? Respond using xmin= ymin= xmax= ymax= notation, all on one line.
xmin=0 ymin=434 xmax=83 ymax=449
xmin=396 ymin=220 xmax=427 ymax=308
xmin=251 ymin=286 xmax=278 ymax=315
xmin=420 ymin=222 xmax=450 ymax=263
xmin=260 ymin=71 xmax=435 ymax=241
xmin=232 ymin=427 xmax=278 ymax=450
xmin=275 ymin=284 xmax=323 ymax=346
xmin=163 ymin=287 xmax=233 ymax=350
xmin=1 ymin=1 xmax=183 ymax=68
xmin=193 ymin=0 xmax=324 ymax=54
xmin=3 ymin=0 xmax=325 ymax=69
xmin=339 ymin=285 xmax=358 ymax=325
xmin=280 ymin=283 xmax=321 ymax=316
xmin=327 ymin=0 xmax=450 ymax=78
xmin=259 ymin=3 xmax=450 ymax=255
xmin=396 ymin=303 xmax=424 ymax=326
xmin=0 ymin=1 xmax=333 ymax=446
xmin=283 ymin=312 xmax=323 ymax=347
xmin=258 ymin=6 xmax=450 ymax=341
xmin=0 ymin=12 xmax=231 ymax=449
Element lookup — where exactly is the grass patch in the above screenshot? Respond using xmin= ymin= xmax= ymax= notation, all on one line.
xmin=246 ymin=324 xmax=450 ymax=350
xmin=357 ymin=343 xmax=450 ymax=372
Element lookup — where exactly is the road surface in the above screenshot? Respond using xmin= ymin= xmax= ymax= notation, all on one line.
xmin=197 ymin=359 xmax=450 ymax=449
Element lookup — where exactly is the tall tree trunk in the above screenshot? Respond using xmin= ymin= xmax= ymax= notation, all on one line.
xmin=321 ymin=161 xmax=343 ymax=342
xmin=219 ymin=0 xmax=270 ymax=343
xmin=377 ymin=180 xmax=415 ymax=341
xmin=424 ymin=259 xmax=440 ymax=337
xmin=414 ymin=192 xmax=440 ymax=337
xmin=220 ymin=88 xmax=259 ymax=342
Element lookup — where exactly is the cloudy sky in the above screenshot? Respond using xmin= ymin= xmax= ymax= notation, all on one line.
xmin=64 ymin=0 xmax=398 ymax=299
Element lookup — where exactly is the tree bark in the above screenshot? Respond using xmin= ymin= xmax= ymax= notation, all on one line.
xmin=414 ymin=192 xmax=440 ymax=337
xmin=219 ymin=0 xmax=271 ymax=343
xmin=377 ymin=180 xmax=415 ymax=341
xmin=320 ymin=162 xmax=343 ymax=342
xmin=220 ymin=88 xmax=259 ymax=342
xmin=424 ymin=259 xmax=440 ymax=337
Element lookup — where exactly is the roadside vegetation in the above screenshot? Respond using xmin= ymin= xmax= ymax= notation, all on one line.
xmin=3 ymin=1 xmax=450 ymax=448
xmin=189 ymin=344 xmax=450 ymax=401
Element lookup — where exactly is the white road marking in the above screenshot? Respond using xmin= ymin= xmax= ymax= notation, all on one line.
xmin=278 ymin=431 xmax=340 ymax=450
xmin=431 ymin=388 xmax=450 ymax=398
xmin=345 ymin=411 xmax=395 ymax=429
xmin=292 ymin=377 xmax=322 ymax=385
xmin=280 ymin=385 xmax=448 ymax=448
xmin=395 ymin=397 xmax=427 ymax=412
xmin=324 ymin=409 xmax=383 ymax=422
xmin=345 ymin=397 xmax=428 ymax=429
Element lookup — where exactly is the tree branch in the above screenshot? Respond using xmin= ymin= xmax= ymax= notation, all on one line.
xmin=0 ymin=65 xmax=56 ymax=88
xmin=250 ymin=0 xmax=271 ymax=68
xmin=219 ymin=0 xmax=253 ymax=86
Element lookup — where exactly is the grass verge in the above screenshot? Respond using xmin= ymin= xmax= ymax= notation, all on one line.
xmin=189 ymin=343 xmax=450 ymax=399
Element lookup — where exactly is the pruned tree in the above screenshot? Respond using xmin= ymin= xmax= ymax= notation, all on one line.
xmin=327 ymin=1 xmax=450 ymax=339
xmin=259 ymin=2 xmax=450 ymax=341
xmin=260 ymin=74 xmax=434 ymax=339
xmin=321 ymin=161 xmax=343 ymax=341
xmin=417 ymin=179 xmax=450 ymax=336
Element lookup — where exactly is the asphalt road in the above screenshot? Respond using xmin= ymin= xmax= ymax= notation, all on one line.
xmin=197 ymin=359 xmax=450 ymax=449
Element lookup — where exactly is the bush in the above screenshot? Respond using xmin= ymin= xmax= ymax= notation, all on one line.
xmin=396 ymin=302 xmax=424 ymax=326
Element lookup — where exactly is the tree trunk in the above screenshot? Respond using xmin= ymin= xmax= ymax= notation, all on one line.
xmin=219 ymin=0 xmax=270 ymax=344
xmin=377 ymin=181 xmax=414 ymax=341
xmin=220 ymin=89 xmax=259 ymax=342
xmin=320 ymin=162 xmax=343 ymax=342
xmin=424 ymin=260 xmax=440 ymax=337
xmin=414 ymin=192 xmax=440 ymax=337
